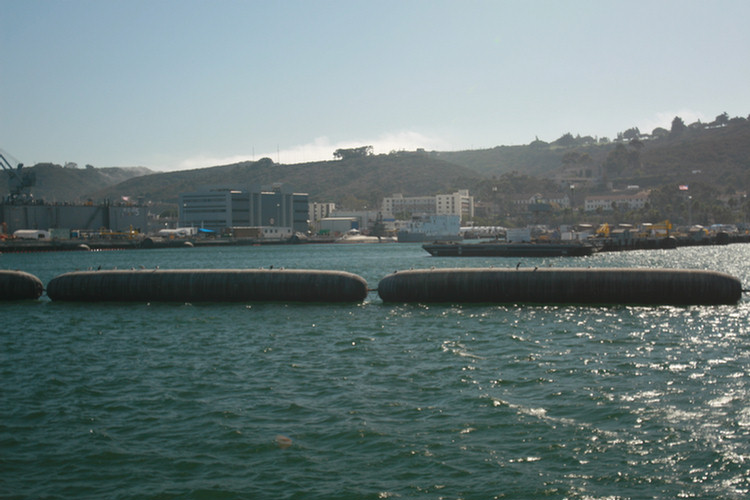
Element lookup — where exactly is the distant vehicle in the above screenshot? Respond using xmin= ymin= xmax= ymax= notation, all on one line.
xmin=13 ymin=229 xmax=51 ymax=240
xmin=158 ymin=227 xmax=197 ymax=238
xmin=709 ymin=224 xmax=738 ymax=234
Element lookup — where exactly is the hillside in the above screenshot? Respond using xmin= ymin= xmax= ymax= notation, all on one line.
xmin=6 ymin=114 xmax=749 ymax=210
xmin=436 ymin=135 xmax=614 ymax=177
xmin=635 ymin=119 xmax=750 ymax=190
xmin=440 ymin=118 xmax=750 ymax=193
xmin=540 ymin=118 xmax=750 ymax=193
xmin=89 ymin=153 xmax=484 ymax=208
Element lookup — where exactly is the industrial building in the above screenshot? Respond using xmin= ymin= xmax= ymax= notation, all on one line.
xmin=0 ymin=201 xmax=149 ymax=235
xmin=178 ymin=184 xmax=309 ymax=233
xmin=1 ymin=149 xmax=150 ymax=236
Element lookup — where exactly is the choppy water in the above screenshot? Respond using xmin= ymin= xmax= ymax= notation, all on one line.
xmin=2 ymin=243 xmax=750 ymax=499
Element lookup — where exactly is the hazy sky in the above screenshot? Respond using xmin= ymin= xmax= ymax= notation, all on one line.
xmin=2 ymin=0 xmax=748 ymax=171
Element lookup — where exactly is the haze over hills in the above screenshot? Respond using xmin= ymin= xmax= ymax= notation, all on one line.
xmin=5 ymin=113 xmax=750 ymax=213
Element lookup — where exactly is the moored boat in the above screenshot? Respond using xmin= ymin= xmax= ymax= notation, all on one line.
xmin=422 ymin=241 xmax=596 ymax=257
xmin=336 ymin=229 xmax=396 ymax=243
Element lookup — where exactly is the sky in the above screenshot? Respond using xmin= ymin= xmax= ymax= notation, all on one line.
xmin=2 ymin=0 xmax=749 ymax=172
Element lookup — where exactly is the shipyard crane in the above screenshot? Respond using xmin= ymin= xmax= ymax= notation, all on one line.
xmin=0 ymin=149 xmax=36 ymax=202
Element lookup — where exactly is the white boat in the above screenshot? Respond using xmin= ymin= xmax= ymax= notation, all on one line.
xmin=336 ymin=229 xmax=396 ymax=244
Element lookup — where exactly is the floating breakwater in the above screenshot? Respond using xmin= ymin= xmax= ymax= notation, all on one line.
xmin=46 ymin=269 xmax=369 ymax=303
xmin=3 ymin=267 xmax=746 ymax=305
xmin=377 ymin=268 xmax=743 ymax=305
xmin=0 ymin=270 xmax=44 ymax=300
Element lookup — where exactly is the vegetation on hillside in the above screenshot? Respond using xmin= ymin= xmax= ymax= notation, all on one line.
xmin=435 ymin=133 xmax=612 ymax=177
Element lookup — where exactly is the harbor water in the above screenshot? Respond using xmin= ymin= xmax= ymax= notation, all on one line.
xmin=2 ymin=243 xmax=750 ymax=499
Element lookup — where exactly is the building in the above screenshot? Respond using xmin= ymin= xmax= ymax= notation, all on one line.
xmin=0 ymin=201 xmax=149 ymax=235
xmin=178 ymin=184 xmax=309 ymax=233
xmin=584 ymin=191 xmax=650 ymax=212
xmin=319 ymin=217 xmax=359 ymax=236
xmin=381 ymin=190 xmax=474 ymax=221
xmin=509 ymin=193 xmax=571 ymax=210
xmin=436 ymin=190 xmax=475 ymax=219
xmin=325 ymin=209 xmax=381 ymax=234
xmin=381 ymin=193 xmax=435 ymax=218
xmin=309 ymin=202 xmax=336 ymax=231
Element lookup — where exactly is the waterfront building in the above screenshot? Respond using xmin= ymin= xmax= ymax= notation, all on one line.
xmin=319 ymin=217 xmax=359 ymax=236
xmin=178 ymin=184 xmax=309 ymax=233
xmin=326 ymin=210 xmax=381 ymax=234
xmin=309 ymin=202 xmax=336 ymax=231
xmin=0 ymin=201 xmax=148 ymax=235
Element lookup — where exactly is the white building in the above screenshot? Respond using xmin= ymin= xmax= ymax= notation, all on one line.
xmin=584 ymin=191 xmax=650 ymax=212
xmin=381 ymin=194 xmax=435 ymax=218
xmin=382 ymin=190 xmax=474 ymax=221
xmin=309 ymin=202 xmax=336 ymax=229
xmin=509 ymin=193 xmax=571 ymax=209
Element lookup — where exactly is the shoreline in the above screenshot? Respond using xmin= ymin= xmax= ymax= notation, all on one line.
xmin=2 ymin=232 xmax=749 ymax=254
xmin=0 ymin=235 xmax=336 ymax=253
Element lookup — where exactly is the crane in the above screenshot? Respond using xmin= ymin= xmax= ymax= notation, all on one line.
xmin=0 ymin=149 xmax=36 ymax=202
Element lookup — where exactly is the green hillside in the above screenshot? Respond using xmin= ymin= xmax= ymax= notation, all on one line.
xmin=439 ymin=117 xmax=750 ymax=193
xmin=435 ymin=136 xmax=612 ymax=177
xmin=635 ymin=119 xmax=750 ymax=189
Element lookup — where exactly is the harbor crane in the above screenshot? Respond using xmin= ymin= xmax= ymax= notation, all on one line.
xmin=0 ymin=149 xmax=36 ymax=202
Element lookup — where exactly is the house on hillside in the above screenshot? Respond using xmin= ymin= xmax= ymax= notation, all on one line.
xmin=508 ymin=193 xmax=571 ymax=210
xmin=551 ymin=165 xmax=600 ymax=190
xmin=584 ymin=191 xmax=650 ymax=212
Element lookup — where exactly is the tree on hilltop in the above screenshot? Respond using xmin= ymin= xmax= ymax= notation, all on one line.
xmin=652 ymin=127 xmax=669 ymax=139
xmin=670 ymin=116 xmax=687 ymax=137
xmin=713 ymin=112 xmax=729 ymax=127
xmin=622 ymin=127 xmax=640 ymax=141
xmin=333 ymin=146 xmax=373 ymax=161
xmin=552 ymin=133 xmax=576 ymax=147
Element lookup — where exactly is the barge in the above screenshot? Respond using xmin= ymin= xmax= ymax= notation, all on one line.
xmin=422 ymin=241 xmax=596 ymax=257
